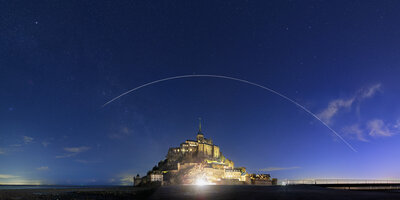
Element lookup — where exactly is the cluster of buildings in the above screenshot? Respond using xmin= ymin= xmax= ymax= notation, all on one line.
xmin=134 ymin=121 xmax=277 ymax=186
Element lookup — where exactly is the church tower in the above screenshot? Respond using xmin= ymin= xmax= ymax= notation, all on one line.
xmin=196 ymin=118 xmax=204 ymax=142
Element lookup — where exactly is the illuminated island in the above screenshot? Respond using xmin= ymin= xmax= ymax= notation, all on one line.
xmin=134 ymin=120 xmax=277 ymax=186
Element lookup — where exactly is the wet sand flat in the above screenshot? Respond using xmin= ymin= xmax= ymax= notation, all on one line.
xmin=2 ymin=185 xmax=400 ymax=200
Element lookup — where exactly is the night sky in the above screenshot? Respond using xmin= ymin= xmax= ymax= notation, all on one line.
xmin=1 ymin=0 xmax=400 ymax=185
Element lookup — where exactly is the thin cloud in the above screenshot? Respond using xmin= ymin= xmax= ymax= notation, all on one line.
xmin=317 ymin=98 xmax=354 ymax=124
xmin=357 ymin=83 xmax=382 ymax=99
xmin=75 ymin=159 xmax=101 ymax=164
xmin=1 ymin=145 xmax=23 ymax=155
xmin=259 ymin=166 xmax=300 ymax=172
xmin=36 ymin=166 xmax=49 ymax=171
xmin=343 ymin=124 xmax=369 ymax=142
xmin=42 ymin=141 xmax=49 ymax=147
xmin=23 ymin=136 xmax=34 ymax=144
xmin=64 ymin=146 xmax=90 ymax=153
xmin=317 ymin=84 xmax=382 ymax=124
xmin=394 ymin=119 xmax=400 ymax=129
xmin=109 ymin=127 xmax=132 ymax=139
xmin=343 ymin=119 xmax=397 ymax=141
xmin=0 ymin=178 xmax=44 ymax=185
xmin=0 ymin=174 xmax=19 ymax=179
xmin=55 ymin=154 xmax=76 ymax=159
xmin=367 ymin=119 xmax=395 ymax=137
xmin=56 ymin=146 xmax=90 ymax=159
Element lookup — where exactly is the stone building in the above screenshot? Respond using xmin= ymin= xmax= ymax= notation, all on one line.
xmin=134 ymin=172 xmax=163 ymax=187
xmin=134 ymin=119 xmax=277 ymax=186
xmin=168 ymin=119 xmax=220 ymax=159
xmin=225 ymin=169 xmax=247 ymax=181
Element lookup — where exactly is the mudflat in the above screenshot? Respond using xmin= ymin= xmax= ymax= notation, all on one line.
xmin=2 ymin=185 xmax=400 ymax=200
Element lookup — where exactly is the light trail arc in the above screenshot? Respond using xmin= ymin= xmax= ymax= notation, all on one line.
xmin=102 ymin=74 xmax=357 ymax=152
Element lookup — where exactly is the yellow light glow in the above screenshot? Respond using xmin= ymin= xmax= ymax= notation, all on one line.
xmin=194 ymin=177 xmax=216 ymax=186
xmin=195 ymin=178 xmax=208 ymax=186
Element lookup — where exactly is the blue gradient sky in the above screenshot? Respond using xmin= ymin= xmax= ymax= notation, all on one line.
xmin=1 ymin=0 xmax=400 ymax=185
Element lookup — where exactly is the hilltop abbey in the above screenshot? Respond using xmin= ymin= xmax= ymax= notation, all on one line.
xmin=134 ymin=120 xmax=276 ymax=186
xmin=169 ymin=121 xmax=220 ymax=160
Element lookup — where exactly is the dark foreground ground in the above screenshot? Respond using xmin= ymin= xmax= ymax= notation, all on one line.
xmin=2 ymin=185 xmax=400 ymax=200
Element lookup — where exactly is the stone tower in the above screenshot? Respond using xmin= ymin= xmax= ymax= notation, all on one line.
xmin=196 ymin=118 xmax=204 ymax=142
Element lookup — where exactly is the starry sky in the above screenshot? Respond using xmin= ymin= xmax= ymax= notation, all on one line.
xmin=1 ymin=0 xmax=400 ymax=185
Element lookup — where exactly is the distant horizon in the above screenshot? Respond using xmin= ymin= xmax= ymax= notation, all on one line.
xmin=4 ymin=178 xmax=400 ymax=187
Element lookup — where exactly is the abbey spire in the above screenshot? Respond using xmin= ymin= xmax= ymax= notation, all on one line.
xmin=198 ymin=117 xmax=202 ymax=133
xmin=197 ymin=117 xmax=204 ymax=142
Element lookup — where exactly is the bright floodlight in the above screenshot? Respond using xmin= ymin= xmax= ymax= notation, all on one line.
xmin=195 ymin=178 xmax=208 ymax=186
